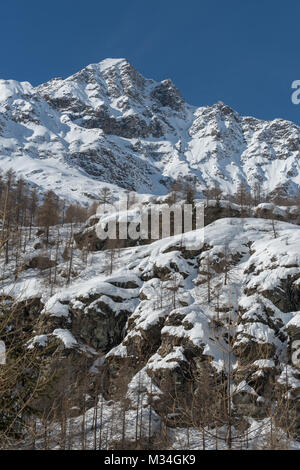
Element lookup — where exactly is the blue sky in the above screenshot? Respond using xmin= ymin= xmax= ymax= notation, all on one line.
xmin=1 ymin=0 xmax=300 ymax=124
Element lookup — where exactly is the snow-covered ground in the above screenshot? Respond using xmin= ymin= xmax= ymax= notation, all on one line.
xmin=2 ymin=215 xmax=300 ymax=449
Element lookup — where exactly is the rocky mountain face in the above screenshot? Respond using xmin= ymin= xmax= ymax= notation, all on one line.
xmin=0 ymin=58 xmax=300 ymax=202
xmin=1 ymin=58 xmax=300 ymax=449
xmin=3 ymin=214 xmax=300 ymax=448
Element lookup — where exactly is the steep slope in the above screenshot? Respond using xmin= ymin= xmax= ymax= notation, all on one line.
xmin=3 ymin=216 xmax=300 ymax=447
xmin=0 ymin=59 xmax=300 ymax=202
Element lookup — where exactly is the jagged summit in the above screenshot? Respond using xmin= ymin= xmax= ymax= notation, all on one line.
xmin=95 ymin=57 xmax=128 ymax=70
xmin=0 ymin=59 xmax=299 ymax=202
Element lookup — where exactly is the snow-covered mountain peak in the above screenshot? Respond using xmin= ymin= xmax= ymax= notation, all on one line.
xmin=0 ymin=59 xmax=300 ymax=203
xmin=96 ymin=57 xmax=128 ymax=71
xmin=0 ymin=79 xmax=33 ymax=103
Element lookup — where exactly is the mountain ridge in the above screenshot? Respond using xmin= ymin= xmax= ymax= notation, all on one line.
xmin=0 ymin=58 xmax=299 ymax=202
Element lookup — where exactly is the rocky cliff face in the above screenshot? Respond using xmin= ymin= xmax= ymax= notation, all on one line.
xmin=4 ymin=216 xmax=300 ymax=444
xmin=0 ymin=58 xmax=300 ymax=202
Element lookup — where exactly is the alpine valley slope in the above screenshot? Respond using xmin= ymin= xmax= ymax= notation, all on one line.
xmin=0 ymin=58 xmax=300 ymax=202
xmin=4 ymin=216 xmax=300 ymax=449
